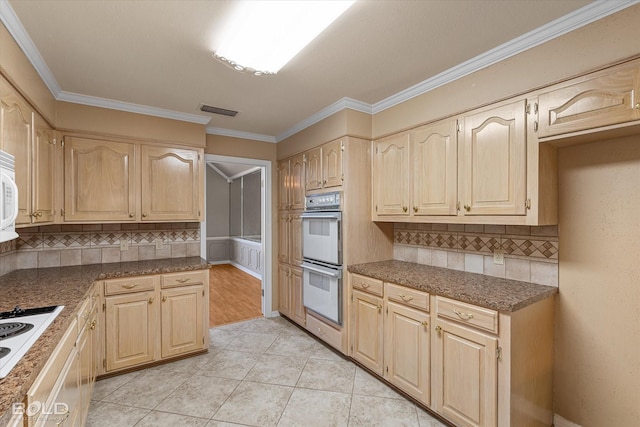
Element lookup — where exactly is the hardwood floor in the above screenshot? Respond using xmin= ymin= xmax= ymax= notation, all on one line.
xmin=209 ymin=264 xmax=262 ymax=327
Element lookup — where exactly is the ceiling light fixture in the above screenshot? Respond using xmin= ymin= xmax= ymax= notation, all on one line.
xmin=213 ymin=0 xmax=355 ymax=76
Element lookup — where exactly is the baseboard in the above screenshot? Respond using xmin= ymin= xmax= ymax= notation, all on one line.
xmin=208 ymin=260 xmax=230 ymax=265
xmin=267 ymin=311 xmax=281 ymax=318
xmin=554 ymin=414 xmax=583 ymax=427
xmin=229 ymin=261 xmax=263 ymax=280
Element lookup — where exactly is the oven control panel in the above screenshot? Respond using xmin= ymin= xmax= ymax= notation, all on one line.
xmin=305 ymin=192 xmax=341 ymax=210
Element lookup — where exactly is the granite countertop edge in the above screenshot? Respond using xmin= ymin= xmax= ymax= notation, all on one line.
xmin=0 ymin=257 xmax=210 ymax=422
xmin=347 ymin=260 xmax=558 ymax=312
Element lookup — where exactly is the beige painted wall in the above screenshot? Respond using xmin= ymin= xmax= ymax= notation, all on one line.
xmin=205 ymin=133 xmax=279 ymax=312
xmin=372 ymin=5 xmax=640 ymax=139
xmin=556 ymin=137 xmax=640 ymax=426
xmin=0 ymin=23 xmax=56 ymax=124
xmin=277 ymin=109 xmax=371 ymax=159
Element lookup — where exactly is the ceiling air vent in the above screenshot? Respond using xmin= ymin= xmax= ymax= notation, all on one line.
xmin=199 ymin=104 xmax=238 ymax=117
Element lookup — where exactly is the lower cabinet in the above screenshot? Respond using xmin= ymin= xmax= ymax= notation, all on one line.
xmin=348 ymin=272 xmax=554 ymax=427
xmin=101 ymin=269 xmax=209 ymax=374
xmin=25 ymin=284 xmax=99 ymax=427
xmin=277 ymin=264 xmax=305 ymax=327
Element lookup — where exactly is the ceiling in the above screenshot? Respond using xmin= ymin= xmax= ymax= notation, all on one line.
xmin=208 ymin=161 xmax=260 ymax=182
xmin=3 ymin=0 xmax=622 ymax=142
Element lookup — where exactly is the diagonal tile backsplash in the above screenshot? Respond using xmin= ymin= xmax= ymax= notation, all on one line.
xmin=393 ymin=223 xmax=558 ymax=287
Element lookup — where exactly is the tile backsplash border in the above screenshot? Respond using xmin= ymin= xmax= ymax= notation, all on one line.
xmin=1 ymin=222 xmax=201 ymax=276
xmin=393 ymin=223 xmax=559 ymax=287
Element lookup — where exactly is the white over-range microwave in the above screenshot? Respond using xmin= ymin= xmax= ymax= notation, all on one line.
xmin=0 ymin=150 xmax=19 ymax=243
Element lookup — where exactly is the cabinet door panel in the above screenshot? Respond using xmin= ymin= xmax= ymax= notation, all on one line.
xmin=385 ymin=301 xmax=430 ymax=405
xmin=278 ymin=212 xmax=290 ymax=264
xmin=412 ymin=120 xmax=457 ymax=216
xmin=161 ymin=286 xmax=204 ymax=358
xmin=0 ymin=80 xmax=33 ymax=225
xmin=33 ymin=114 xmax=56 ymax=224
xmin=305 ymin=148 xmax=322 ymax=191
xmin=290 ymin=267 xmax=306 ymax=326
xmin=462 ymin=101 xmax=526 ymax=216
xmin=290 ymin=154 xmax=306 ymax=209
xmin=351 ymin=290 xmax=384 ymax=375
xmin=538 ymin=65 xmax=640 ymax=137
xmin=373 ymin=134 xmax=410 ymax=216
xmin=322 ymin=139 xmax=343 ymax=188
xmin=290 ymin=212 xmax=303 ymax=267
xmin=65 ymin=137 xmax=136 ymax=221
xmin=433 ymin=320 xmax=497 ymax=427
xmin=141 ymin=146 xmax=200 ymax=221
xmin=105 ymin=292 xmax=156 ymax=371
xmin=278 ymin=264 xmax=291 ymax=316
xmin=278 ymin=160 xmax=290 ymax=210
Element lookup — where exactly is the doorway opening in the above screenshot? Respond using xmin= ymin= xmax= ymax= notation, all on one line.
xmin=201 ymin=154 xmax=273 ymax=327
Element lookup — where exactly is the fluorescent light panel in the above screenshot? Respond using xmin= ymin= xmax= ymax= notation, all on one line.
xmin=215 ymin=0 xmax=355 ymax=74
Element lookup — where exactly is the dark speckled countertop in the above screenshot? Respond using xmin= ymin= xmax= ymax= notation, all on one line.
xmin=0 ymin=257 xmax=209 ymax=423
xmin=348 ymin=260 xmax=557 ymax=312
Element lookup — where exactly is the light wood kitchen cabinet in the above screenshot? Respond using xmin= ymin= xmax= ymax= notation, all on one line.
xmin=278 ymin=212 xmax=290 ymax=264
xmin=373 ymin=133 xmax=410 ymax=216
xmin=538 ymin=61 xmax=640 ymax=138
xmin=277 ymin=263 xmax=291 ymax=317
xmin=278 ymin=153 xmax=305 ymax=210
xmin=351 ymin=289 xmax=384 ymax=375
xmin=277 ymin=263 xmax=305 ymax=327
xmin=32 ymin=114 xmax=57 ymax=224
xmin=305 ymin=138 xmax=344 ymax=193
xmin=64 ymin=136 xmax=136 ymax=222
xmin=160 ymin=285 xmax=205 ymax=358
xmin=140 ymin=145 xmax=202 ymax=221
xmin=433 ymin=317 xmax=498 ymax=427
xmin=461 ymin=100 xmax=527 ymax=216
xmin=278 ymin=210 xmax=302 ymax=266
xmin=104 ymin=289 xmax=157 ymax=371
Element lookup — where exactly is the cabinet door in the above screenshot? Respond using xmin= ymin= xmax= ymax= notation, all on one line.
xmin=384 ymin=301 xmax=430 ymax=405
xmin=290 ymin=212 xmax=303 ymax=267
xmin=64 ymin=136 xmax=136 ymax=222
xmin=77 ymin=307 xmax=97 ymax=427
xmin=461 ymin=100 xmax=527 ymax=216
xmin=43 ymin=346 xmax=80 ymax=427
xmin=538 ymin=64 xmax=640 ymax=138
xmin=0 ymin=77 xmax=33 ymax=225
xmin=141 ymin=145 xmax=201 ymax=221
xmin=322 ymin=139 xmax=343 ymax=188
xmin=305 ymin=147 xmax=322 ymax=191
xmin=351 ymin=290 xmax=384 ymax=375
xmin=290 ymin=266 xmax=306 ymax=326
xmin=373 ymin=134 xmax=410 ymax=216
xmin=433 ymin=319 xmax=497 ymax=427
xmin=289 ymin=153 xmax=306 ymax=209
xmin=411 ymin=120 xmax=458 ymax=216
xmin=277 ymin=159 xmax=290 ymax=210
xmin=32 ymin=114 xmax=56 ymax=224
xmin=278 ymin=212 xmax=290 ymax=264
xmin=161 ymin=285 xmax=204 ymax=358
xmin=278 ymin=263 xmax=291 ymax=317
xmin=105 ymin=291 xmax=157 ymax=371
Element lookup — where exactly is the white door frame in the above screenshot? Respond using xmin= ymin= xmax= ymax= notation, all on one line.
xmin=201 ymin=154 xmax=274 ymax=318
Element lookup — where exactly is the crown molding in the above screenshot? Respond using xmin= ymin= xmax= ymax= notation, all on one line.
xmin=275 ymin=97 xmax=372 ymax=142
xmin=0 ymin=0 xmax=61 ymax=96
xmin=372 ymin=0 xmax=640 ymax=114
xmin=206 ymin=126 xmax=277 ymax=143
xmin=57 ymin=91 xmax=211 ymax=125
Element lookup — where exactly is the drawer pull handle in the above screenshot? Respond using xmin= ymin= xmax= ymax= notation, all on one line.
xmin=56 ymin=408 xmax=70 ymax=426
xmin=122 ymin=284 xmax=138 ymax=289
xmin=162 ymin=296 xmax=168 ymax=302
xmin=176 ymin=278 xmax=190 ymax=283
xmin=90 ymin=320 xmax=96 ymax=330
xmin=435 ymin=325 xmax=442 ymax=334
xmin=453 ymin=309 xmax=474 ymax=320
xmin=463 ymin=204 xmax=471 ymax=212
xmin=398 ymin=293 xmax=413 ymax=302
xmin=360 ymin=282 xmax=370 ymax=288
xmin=377 ymin=304 xmax=382 ymax=312
xmin=402 ymin=206 xmax=408 ymax=213
xmin=148 ymin=297 xmax=154 ymax=304
xmin=421 ymin=321 xmax=428 ymax=327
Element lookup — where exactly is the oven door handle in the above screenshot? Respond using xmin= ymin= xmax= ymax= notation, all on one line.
xmin=302 ymin=263 xmax=341 ymax=278
xmin=301 ymin=214 xmax=341 ymax=220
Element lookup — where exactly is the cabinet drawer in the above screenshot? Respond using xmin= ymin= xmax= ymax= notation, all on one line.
xmin=385 ymin=282 xmax=429 ymax=312
xmin=104 ymin=276 xmax=155 ymax=295
xmin=306 ymin=313 xmax=343 ymax=352
xmin=351 ymin=274 xmax=383 ymax=296
xmin=161 ymin=270 xmax=206 ymax=289
xmin=436 ymin=297 xmax=499 ymax=334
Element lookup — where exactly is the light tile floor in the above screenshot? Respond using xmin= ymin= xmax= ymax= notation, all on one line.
xmin=87 ymin=316 xmax=449 ymax=427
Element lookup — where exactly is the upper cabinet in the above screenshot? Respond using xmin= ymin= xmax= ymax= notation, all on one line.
xmin=141 ymin=145 xmax=202 ymax=221
xmin=278 ymin=153 xmax=305 ymax=211
xmin=63 ymin=134 xmax=203 ymax=222
xmin=64 ymin=136 xmax=136 ymax=222
xmin=305 ymin=138 xmax=344 ymax=194
xmin=372 ymin=97 xmax=555 ymax=225
xmin=1 ymin=75 xmax=58 ymax=226
xmin=538 ymin=61 xmax=640 ymax=138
